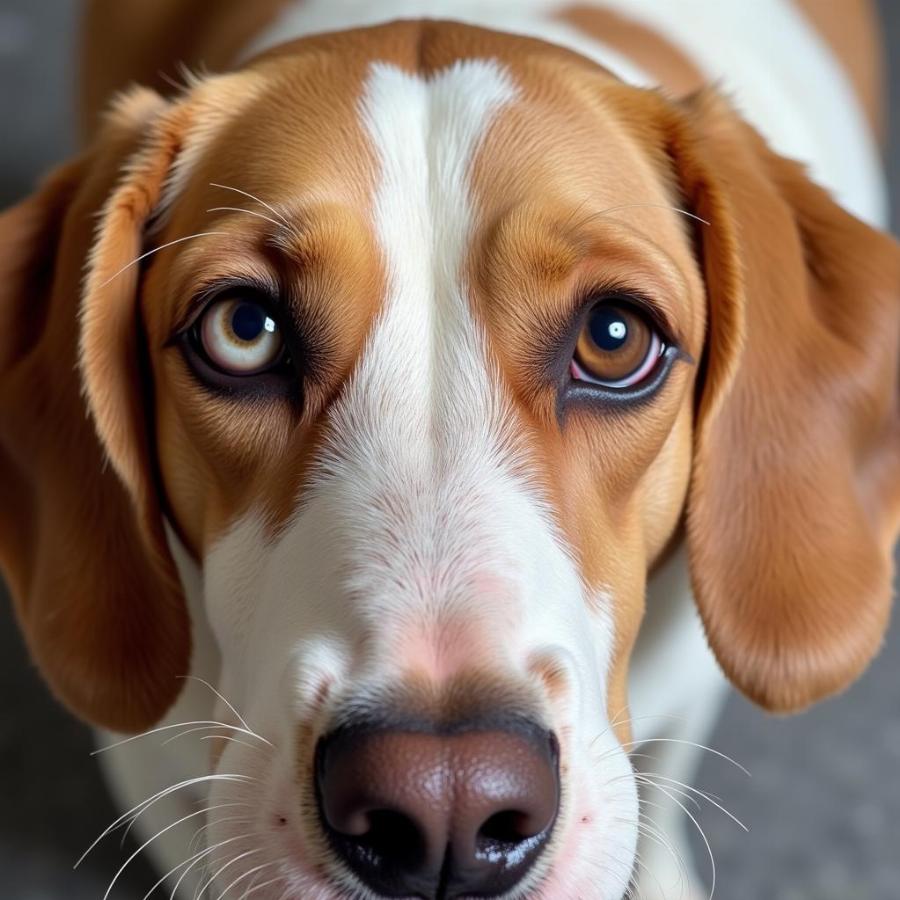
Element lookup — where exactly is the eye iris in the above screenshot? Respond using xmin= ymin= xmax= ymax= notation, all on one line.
xmin=572 ymin=301 xmax=661 ymax=388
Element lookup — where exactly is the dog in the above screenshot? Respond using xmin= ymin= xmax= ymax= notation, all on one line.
xmin=1 ymin=1 xmax=898 ymax=897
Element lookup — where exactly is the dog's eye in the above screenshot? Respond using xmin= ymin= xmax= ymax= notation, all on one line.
xmin=197 ymin=295 xmax=285 ymax=375
xmin=570 ymin=301 xmax=664 ymax=388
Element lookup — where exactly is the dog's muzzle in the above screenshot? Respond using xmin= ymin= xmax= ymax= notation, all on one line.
xmin=315 ymin=718 xmax=560 ymax=898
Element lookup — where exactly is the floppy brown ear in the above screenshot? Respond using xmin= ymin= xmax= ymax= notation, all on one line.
xmin=0 ymin=88 xmax=191 ymax=732
xmin=664 ymin=91 xmax=900 ymax=712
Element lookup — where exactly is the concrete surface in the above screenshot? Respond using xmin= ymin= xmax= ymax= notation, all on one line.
xmin=0 ymin=1 xmax=898 ymax=898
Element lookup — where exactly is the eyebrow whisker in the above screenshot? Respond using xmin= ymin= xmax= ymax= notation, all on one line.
xmin=97 ymin=231 xmax=229 ymax=289
xmin=573 ymin=202 xmax=711 ymax=232
xmin=209 ymin=182 xmax=292 ymax=228
xmin=206 ymin=206 xmax=287 ymax=232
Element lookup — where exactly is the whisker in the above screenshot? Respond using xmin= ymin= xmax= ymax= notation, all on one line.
xmin=177 ymin=677 xmax=258 ymax=735
xmin=638 ymin=773 xmax=748 ymax=832
xmin=97 ymin=232 xmax=227 ymax=289
xmin=600 ymin=203 xmax=710 ymax=226
xmin=206 ymin=206 xmax=287 ymax=232
xmin=201 ymin=735 xmax=269 ymax=754
xmin=174 ymin=834 xmax=261 ymax=900
xmin=590 ymin=713 xmax=688 ymax=749
xmin=242 ymin=875 xmax=289 ymax=899
xmin=218 ymin=860 xmax=278 ymax=900
xmin=636 ymin=819 xmax=689 ymax=897
xmin=190 ymin=815 xmax=254 ymax=854
xmin=76 ymin=774 xmax=255 ymax=868
xmin=197 ymin=847 xmax=264 ymax=899
xmin=620 ymin=737 xmax=751 ymax=777
xmin=646 ymin=781 xmax=717 ymax=900
xmin=142 ymin=833 xmax=246 ymax=900
xmin=209 ymin=183 xmax=290 ymax=228
xmin=102 ymin=806 xmax=228 ymax=900
xmin=161 ymin=726 xmax=266 ymax=753
xmin=633 ymin=775 xmax=702 ymax=813
xmin=628 ymin=847 xmax=667 ymax=900
xmin=569 ymin=203 xmax=710 ymax=235
xmin=93 ymin=721 xmax=270 ymax=756
xmin=121 ymin=800 xmax=246 ymax=850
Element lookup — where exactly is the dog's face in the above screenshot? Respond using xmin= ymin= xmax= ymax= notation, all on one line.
xmin=1 ymin=21 xmax=898 ymax=900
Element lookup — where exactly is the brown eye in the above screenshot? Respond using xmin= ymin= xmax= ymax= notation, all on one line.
xmin=571 ymin=301 xmax=664 ymax=388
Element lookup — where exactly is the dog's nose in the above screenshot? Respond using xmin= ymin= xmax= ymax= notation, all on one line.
xmin=315 ymin=722 xmax=559 ymax=898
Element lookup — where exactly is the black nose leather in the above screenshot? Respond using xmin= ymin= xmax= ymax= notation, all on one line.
xmin=315 ymin=722 xmax=559 ymax=898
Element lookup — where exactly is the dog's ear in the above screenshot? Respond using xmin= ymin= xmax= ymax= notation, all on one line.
xmin=661 ymin=90 xmax=900 ymax=712
xmin=0 ymin=88 xmax=193 ymax=732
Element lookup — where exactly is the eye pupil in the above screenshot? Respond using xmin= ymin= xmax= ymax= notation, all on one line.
xmin=590 ymin=308 xmax=629 ymax=351
xmin=231 ymin=302 xmax=269 ymax=342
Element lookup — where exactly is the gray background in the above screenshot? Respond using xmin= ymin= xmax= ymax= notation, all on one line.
xmin=0 ymin=2 xmax=898 ymax=898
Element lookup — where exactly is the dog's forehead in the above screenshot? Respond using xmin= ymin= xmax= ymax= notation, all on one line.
xmin=148 ymin=20 xmax=701 ymax=554
xmin=157 ymin=21 xmax=693 ymax=336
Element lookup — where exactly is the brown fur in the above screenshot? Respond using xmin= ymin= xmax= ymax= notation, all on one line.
xmin=0 ymin=93 xmax=190 ymax=732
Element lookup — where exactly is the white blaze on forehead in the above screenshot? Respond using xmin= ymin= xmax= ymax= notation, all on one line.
xmin=312 ymin=60 xmax=535 ymax=637
xmin=351 ymin=59 xmax=516 ymax=445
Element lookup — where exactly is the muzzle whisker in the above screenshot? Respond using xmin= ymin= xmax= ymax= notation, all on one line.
xmin=196 ymin=847 xmax=265 ymax=900
xmin=628 ymin=846 xmax=668 ymax=900
xmin=590 ymin=713 xmax=689 ymax=750
xmin=240 ymin=876 xmax=288 ymax=900
xmin=102 ymin=805 xmax=246 ymax=900
xmin=620 ymin=737 xmax=751 ymax=777
xmin=633 ymin=807 xmax=691 ymax=898
xmin=176 ymin=676 xmax=269 ymax=744
xmin=190 ymin=813 xmax=255 ymax=854
xmin=200 ymin=734 xmax=269 ymax=754
xmin=142 ymin=832 xmax=250 ymax=900
xmin=217 ymin=860 xmax=279 ymax=900
xmin=76 ymin=774 xmax=256 ymax=868
xmin=640 ymin=781 xmax=717 ymax=900
xmin=93 ymin=721 xmax=271 ymax=756
xmin=636 ymin=773 xmax=748 ymax=832
xmin=191 ymin=833 xmax=267 ymax=900
xmin=634 ymin=775 xmax=702 ymax=813
xmin=121 ymin=799 xmax=247 ymax=850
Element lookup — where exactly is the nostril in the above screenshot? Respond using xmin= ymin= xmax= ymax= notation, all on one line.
xmin=478 ymin=810 xmax=533 ymax=845
xmin=353 ymin=809 xmax=425 ymax=868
